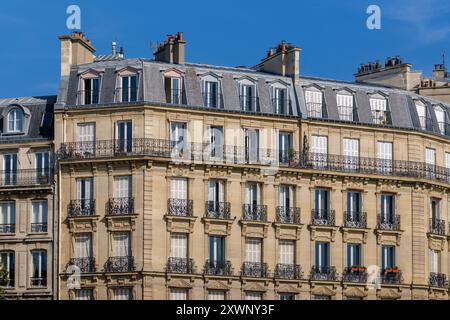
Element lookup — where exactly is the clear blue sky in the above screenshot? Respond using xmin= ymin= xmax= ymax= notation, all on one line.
xmin=0 ymin=0 xmax=449 ymax=98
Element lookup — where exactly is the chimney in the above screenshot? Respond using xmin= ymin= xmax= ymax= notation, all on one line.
xmin=154 ymin=32 xmax=186 ymax=65
xmin=254 ymin=41 xmax=301 ymax=82
xmin=59 ymin=32 xmax=96 ymax=77
xmin=112 ymin=41 xmax=117 ymax=55
xmin=433 ymin=64 xmax=447 ymax=81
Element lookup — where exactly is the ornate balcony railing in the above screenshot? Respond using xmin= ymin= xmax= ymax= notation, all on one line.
xmin=429 ymin=218 xmax=446 ymax=236
xmin=276 ymin=207 xmax=300 ymax=224
xmin=166 ymin=257 xmax=196 ymax=274
xmin=274 ymin=264 xmax=303 ymax=280
xmin=241 ymin=262 xmax=269 ymax=278
xmin=167 ymin=199 xmax=193 ymax=217
xmin=242 ymin=204 xmax=268 ymax=222
xmin=31 ymin=223 xmax=48 ymax=233
xmin=0 ymin=224 xmax=15 ymax=234
xmin=0 ymin=169 xmax=52 ymax=187
xmin=203 ymin=260 xmax=233 ymax=276
xmin=107 ymin=198 xmax=134 ymax=216
xmin=310 ymin=266 xmax=338 ymax=281
xmin=68 ymin=199 xmax=96 ymax=217
xmin=377 ymin=214 xmax=401 ymax=231
xmin=104 ymin=256 xmax=135 ymax=273
xmin=205 ymin=201 xmax=231 ymax=219
xmin=342 ymin=267 xmax=368 ymax=283
xmin=311 ymin=209 xmax=335 ymax=227
xmin=429 ymin=272 xmax=448 ymax=288
xmin=30 ymin=277 xmax=47 ymax=287
xmin=67 ymin=257 xmax=96 ymax=273
xmin=344 ymin=211 xmax=367 ymax=229
xmin=380 ymin=268 xmax=403 ymax=284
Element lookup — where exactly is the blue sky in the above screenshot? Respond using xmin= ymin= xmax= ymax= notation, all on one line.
xmin=0 ymin=0 xmax=449 ymax=98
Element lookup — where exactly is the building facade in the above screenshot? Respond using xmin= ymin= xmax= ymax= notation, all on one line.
xmin=0 ymin=97 xmax=55 ymax=299
xmin=50 ymin=32 xmax=450 ymax=301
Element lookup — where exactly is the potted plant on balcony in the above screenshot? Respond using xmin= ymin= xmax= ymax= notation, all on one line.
xmin=288 ymin=148 xmax=296 ymax=166
xmin=392 ymin=267 xmax=399 ymax=273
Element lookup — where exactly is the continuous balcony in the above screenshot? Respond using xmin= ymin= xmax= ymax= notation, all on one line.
xmin=167 ymin=199 xmax=193 ymax=217
xmin=274 ymin=264 xmax=303 ymax=280
xmin=342 ymin=267 xmax=368 ymax=283
xmin=429 ymin=218 xmax=446 ymax=236
xmin=0 ymin=169 xmax=52 ymax=188
xmin=104 ymin=256 xmax=135 ymax=273
xmin=343 ymin=211 xmax=367 ymax=229
xmin=242 ymin=204 xmax=268 ymax=222
xmin=310 ymin=266 xmax=338 ymax=281
xmin=377 ymin=214 xmax=401 ymax=231
xmin=67 ymin=257 xmax=96 ymax=273
xmin=205 ymin=201 xmax=231 ymax=219
xmin=203 ymin=260 xmax=233 ymax=276
xmin=30 ymin=277 xmax=47 ymax=288
xmin=0 ymin=224 xmax=15 ymax=234
xmin=107 ymin=197 xmax=134 ymax=216
xmin=68 ymin=199 xmax=96 ymax=217
xmin=311 ymin=209 xmax=335 ymax=227
xmin=31 ymin=223 xmax=48 ymax=233
xmin=276 ymin=207 xmax=301 ymax=224
xmin=429 ymin=272 xmax=448 ymax=288
xmin=241 ymin=262 xmax=269 ymax=278
xmin=166 ymin=257 xmax=196 ymax=274
xmin=380 ymin=268 xmax=403 ymax=284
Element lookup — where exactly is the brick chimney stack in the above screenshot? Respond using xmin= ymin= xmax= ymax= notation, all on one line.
xmin=154 ymin=32 xmax=186 ymax=65
xmin=59 ymin=32 xmax=96 ymax=77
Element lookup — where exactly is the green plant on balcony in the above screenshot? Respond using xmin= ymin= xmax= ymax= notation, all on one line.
xmin=0 ymin=268 xmax=8 ymax=300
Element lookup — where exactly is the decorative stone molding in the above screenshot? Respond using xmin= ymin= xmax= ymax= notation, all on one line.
xmin=375 ymin=229 xmax=403 ymax=246
xmin=167 ymin=278 xmax=193 ymax=289
xmin=105 ymin=214 xmax=138 ymax=232
xmin=309 ymin=226 xmax=338 ymax=242
xmin=205 ymin=280 xmax=230 ymax=291
xmin=276 ymin=283 xmax=301 ymax=294
xmin=342 ymin=227 xmax=369 ymax=244
xmin=68 ymin=216 xmax=100 ymax=233
xmin=377 ymin=287 xmax=402 ymax=300
xmin=343 ymin=286 xmax=368 ymax=298
xmin=202 ymin=218 xmax=235 ymax=236
xmin=165 ymin=215 xmax=197 ymax=234
xmin=274 ymin=223 xmax=303 ymax=240
xmin=311 ymin=285 xmax=336 ymax=297
xmin=243 ymin=281 xmax=267 ymax=292
xmin=240 ymin=221 xmax=270 ymax=238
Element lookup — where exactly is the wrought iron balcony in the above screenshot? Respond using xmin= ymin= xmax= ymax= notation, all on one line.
xmin=166 ymin=89 xmax=186 ymax=105
xmin=205 ymin=201 xmax=231 ymax=219
xmin=272 ymin=98 xmax=291 ymax=115
xmin=0 ymin=224 xmax=15 ymax=234
xmin=344 ymin=211 xmax=367 ymax=229
xmin=372 ymin=110 xmax=392 ymax=125
xmin=202 ymin=91 xmax=223 ymax=109
xmin=241 ymin=262 xmax=269 ymax=278
xmin=31 ymin=223 xmax=48 ymax=233
xmin=68 ymin=199 xmax=96 ymax=217
xmin=429 ymin=218 xmax=446 ymax=236
xmin=240 ymin=96 xmax=260 ymax=112
xmin=67 ymin=257 xmax=96 ymax=273
xmin=242 ymin=204 xmax=268 ymax=222
xmin=30 ymin=277 xmax=47 ymax=287
xmin=311 ymin=209 xmax=335 ymax=227
xmin=274 ymin=264 xmax=303 ymax=280
xmin=429 ymin=272 xmax=448 ymax=288
xmin=107 ymin=198 xmax=134 ymax=216
xmin=0 ymin=169 xmax=52 ymax=187
xmin=104 ymin=256 xmax=135 ymax=273
xmin=167 ymin=199 xmax=193 ymax=217
xmin=377 ymin=214 xmax=401 ymax=231
xmin=203 ymin=260 xmax=233 ymax=276
xmin=380 ymin=268 xmax=403 ymax=284
xmin=342 ymin=267 xmax=368 ymax=283
xmin=310 ymin=266 xmax=338 ymax=281
xmin=166 ymin=257 xmax=196 ymax=274
xmin=78 ymin=90 xmax=99 ymax=105
xmin=276 ymin=207 xmax=300 ymax=224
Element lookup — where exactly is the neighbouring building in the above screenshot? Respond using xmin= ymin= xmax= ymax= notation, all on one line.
xmin=0 ymin=96 xmax=55 ymax=299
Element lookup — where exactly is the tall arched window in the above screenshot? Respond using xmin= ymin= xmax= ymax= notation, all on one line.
xmin=7 ymin=108 xmax=23 ymax=133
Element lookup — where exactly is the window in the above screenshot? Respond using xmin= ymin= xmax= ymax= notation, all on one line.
xmin=336 ymin=93 xmax=354 ymax=121
xmin=208 ymin=290 xmax=226 ymax=300
xmin=381 ymin=245 xmax=395 ymax=270
xmin=380 ymin=193 xmax=395 ymax=223
xmin=31 ymin=201 xmax=48 ymax=233
xmin=208 ymin=126 xmax=223 ymax=159
xmin=116 ymin=121 xmax=133 ymax=153
xmin=346 ymin=191 xmax=361 ymax=215
xmin=3 ymin=154 xmax=17 ymax=185
xmin=246 ymin=182 xmax=261 ymax=208
xmin=114 ymin=288 xmax=133 ymax=300
xmin=279 ymin=293 xmax=295 ymax=300
xmin=170 ymin=288 xmax=188 ymax=300
xmin=430 ymin=250 xmax=440 ymax=273
xmin=245 ymin=292 xmax=263 ymax=300
xmin=314 ymin=189 xmax=330 ymax=213
xmin=170 ymin=178 xmax=188 ymax=200
xmin=119 ymin=75 xmax=138 ymax=103
xmin=244 ymin=128 xmax=260 ymax=163
xmin=278 ymin=132 xmax=292 ymax=164
xmin=311 ymin=135 xmax=328 ymax=168
xmin=315 ymin=241 xmax=330 ymax=268
xmin=31 ymin=250 xmax=47 ymax=287
xmin=305 ymin=89 xmax=323 ymax=118
xmin=35 ymin=152 xmax=50 ymax=178
xmin=425 ymin=148 xmax=436 ymax=178
xmin=81 ymin=78 xmax=100 ymax=105
xmin=0 ymin=202 xmax=15 ymax=234
xmin=240 ymin=83 xmax=257 ymax=112
xmin=279 ymin=185 xmax=294 ymax=208
xmin=115 ymin=176 xmax=132 ymax=201
xmin=0 ymin=251 xmax=14 ymax=287
xmin=209 ymin=236 xmax=225 ymax=265
xmin=74 ymin=234 xmax=92 ymax=259
xmin=343 ymin=138 xmax=359 ymax=170
xmin=77 ymin=178 xmax=94 ymax=202
xmin=170 ymin=234 xmax=188 ymax=259
xmin=203 ymin=80 xmax=220 ymax=108
xmin=78 ymin=123 xmax=96 ymax=155
xmin=278 ymin=240 xmax=295 ymax=265
xmin=415 ymin=100 xmax=427 ymax=130
xmin=273 ymin=87 xmax=288 ymax=115
xmin=7 ymin=108 xmax=23 ymax=133
xmin=245 ymin=238 xmax=262 ymax=263
xmin=75 ymin=289 xmax=93 ymax=300
xmin=377 ymin=141 xmax=393 ymax=173
xmin=113 ymin=232 xmax=131 ymax=257
xmin=170 ymin=122 xmax=187 ymax=157
xmin=434 ymin=105 xmax=446 ymax=134
xmin=430 ymin=198 xmax=440 ymax=221
xmin=370 ymin=95 xmax=388 ymax=124
xmin=446 ymin=152 xmax=450 ymax=183
xmin=165 ymin=77 xmax=183 ymax=104
xmin=347 ymin=244 xmax=362 ymax=267
xmin=207 ymin=180 xmax=225 ymax=214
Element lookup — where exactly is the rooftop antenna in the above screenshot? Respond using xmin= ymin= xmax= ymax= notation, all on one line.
xmin=443 ymin=50 xmax=446 ymax=68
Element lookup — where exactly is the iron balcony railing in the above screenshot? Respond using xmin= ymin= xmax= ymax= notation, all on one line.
xmin=429 ymin=218 xmax=446 ymax=236
xmin=77 ymin=90 xmax=99 ymax=105
xmin=272 ymin=98 xmax=291 ymax=115
xmin=68 ymin=199 xmax=96 ymax=217
xmin=377 ymin=214 xmax=401 ymax=231
xmin=115 ymin=86 xmax=138 ymax=103
xmin=166 ymin=257 xmax=196 ymax=274
xmin=274 ymin=264 xmax=303 ymax=280
xmin=337 ymin=105 xmax=354 ymax=121
xmin=0 ymin=224 xmax=15 ymax=234
xmin=30 ymin=277 xmax=47 ymax=288
xmin=240 ymin=96 xmax=260 ymax=112
xmin=205 ymin=201 xmax=231 ymax=219
xmin=31 ymin=223 xmax=48 ymax=233
xmin=371 ymin=110 xmax=392 ymax=125
xmin=68 ymin=257 xmax=96 ymax=273
xmin=418 ymin=116 xmax=436 ymax=132
xmin=167 ymin=199 xmax=193 ymax=217
xmin=380 ymin=268 xmax=403 ymax=284
xmin=342 ymin=267 xmax=368 ymax=283
xmin=104 ymin=256 xmax=135 ymax=273
xmin=241 ymin=262 xmax=269 ymax=278
xmin=306 ymin=102 xmax=323 ymax=118
xmin=202 ymin=92 xmax=223 ymax=109
xmin=166 ymin=89 xmax=186 ymax=105
xmin=344 ymin=211 xmax=367 ymax=229
xmin=311 ymin=209 xmax=336 ymax=227
xmin=310 ymin=266 xmax=338 ymax=281
xmin=203 ymin=260 xmax=233 ymax=276
xmin=242 ymin=204 xmax=268 ymax=222
xmin=107 ymin=198 xmax=134 ymax=216
xmin=429 ymin=272 xmax=448 ymax=288
xmin=0 ymin=169 xmax=52 ymax=187
xmin=276 ymin=206 xmax=301 ymax=224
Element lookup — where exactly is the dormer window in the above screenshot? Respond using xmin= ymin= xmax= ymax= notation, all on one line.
xmin=304 ymin=87 xmax=323 ymax=118
xmin=270 ymin=81 xmax=290 ymax=115
xmin=80 ymin=77 xmax=100 ymax=105
xmin=237 ymin=77 xmax=258 ymax=112
xmin=165 ymin=77 xmax=183 ymax=105
xmin=415 ymin=100 xmax=427 ymax=130
xmin=7 ymin=108 xmax=23 ymax=133
xmin=203 ymin=81 xmax=220 ymax=108
xmin=119 ymin=75 xmax=138 ymax=103
xmin=370 ymin=93 xmax=390 ymax=125
xmin=434 ymin=105 xmax=446 ymax=134
xmin=336 ymin=90 xmax=354 ymax=121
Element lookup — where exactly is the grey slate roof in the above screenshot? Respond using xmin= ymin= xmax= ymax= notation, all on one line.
xmin=55 ymin=57 xmax=450 ymax=138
